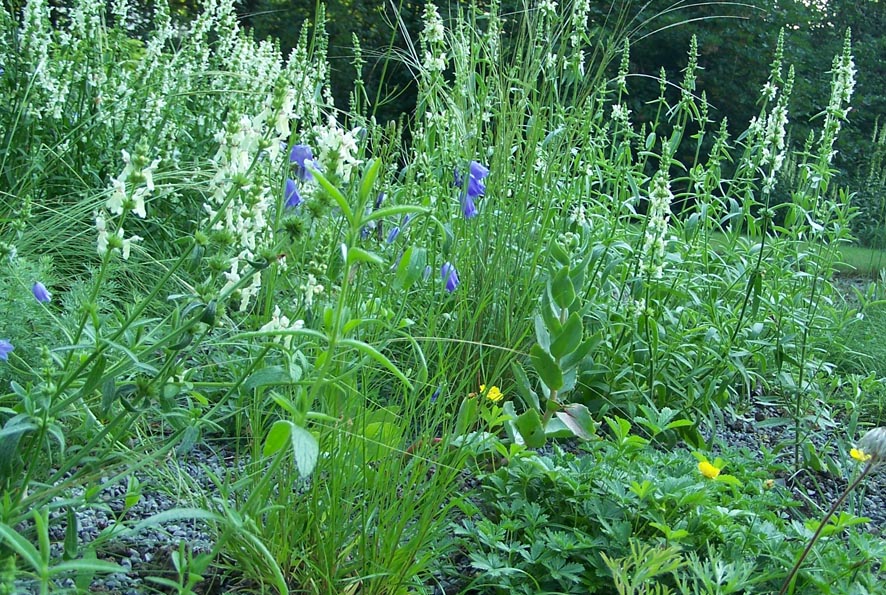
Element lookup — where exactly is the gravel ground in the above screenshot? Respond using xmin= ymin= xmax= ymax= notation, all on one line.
xmin=15 ymin=445 xmax=233 ymax=595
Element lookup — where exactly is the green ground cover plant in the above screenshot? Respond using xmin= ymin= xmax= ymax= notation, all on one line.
xmin=1 ymin=0 xmax=885 ymax=593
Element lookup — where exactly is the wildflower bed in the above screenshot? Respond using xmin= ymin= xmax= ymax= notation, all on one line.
xmin=1 ymin=0 xmax=885 ymax=593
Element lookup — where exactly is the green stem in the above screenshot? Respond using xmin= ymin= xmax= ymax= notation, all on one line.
xmin=777 ymin=460 xmax=874 ymax=595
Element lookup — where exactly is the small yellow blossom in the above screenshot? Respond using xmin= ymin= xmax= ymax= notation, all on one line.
xmin=850 ymin=448 xmax=872 ymax=462
xmin=480 ymin=384 xmax=504 ymax=403
xmin=698 ymin=461 xmax=721 ymax=479
xmin=763 ymin=479 xmax=775 ymax=490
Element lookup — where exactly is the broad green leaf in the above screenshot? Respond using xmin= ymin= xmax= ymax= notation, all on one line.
xmin=550 ymin=266 xmax=576 ymax=310
xmin=515 ymin=409 xmax=546 ymax=448
xmin=289 ymin=424 xmax=319 ymax=477
xmin=560 ymin=336 xmax=596 ymax=370
xmin=555 ymin=403 xmax=597 ymax=440
xmin=550 ymin=312 xmax=583 ymax=359
xmin=549 ymin=240 xmax=571 ymax=266
xmin=361 ymin=421 xmax=403 ymax=462
xmin=454 ymin=397 xmax=479 ymax=436
xmin=263 ymin=420 xmax=291 ymax=457
xmin=243 ymin=366 xmax=292 ymax=391
xmin=530 ymin=344 xmax=563 ymax=390
xmin=394 ymin=245 xmax=427 ymax=291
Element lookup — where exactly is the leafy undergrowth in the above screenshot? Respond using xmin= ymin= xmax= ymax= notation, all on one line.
xmin=2 ymin=0 xmax=885 ymax=593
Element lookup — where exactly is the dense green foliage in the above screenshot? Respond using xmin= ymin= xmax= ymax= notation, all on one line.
xmin=1 ymin=0 xmax=885 ymax=593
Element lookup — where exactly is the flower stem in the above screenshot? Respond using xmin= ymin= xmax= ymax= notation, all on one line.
xmin=778 ymin=460 xmax=873 ymax=595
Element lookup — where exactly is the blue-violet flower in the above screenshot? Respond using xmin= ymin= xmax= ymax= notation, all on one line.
xmin=0 ymin=339 xmax=12 ymax=361
xmin=441 ymin=262 xmax=459 ymax=292
xmin=285 ymin=178 xmax=302 ymax=208
xmin=32 ymin=282 xmax=51 ymax=303
xmin=289 ymin=145 xmax=315 ymax=181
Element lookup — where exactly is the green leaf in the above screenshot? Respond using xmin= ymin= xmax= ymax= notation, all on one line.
xmin=510 ymin=361 xmax=540 ymax=411
xmin=550 ymin=312 xmax=583 ymax=359
xmin=549 ymin=240 xmax=571 ymax=266
xmin=263 ymin=421 xmax=318 ymax=477
xmin=362 ymin=205 xmax=428 ymax=225
xmin=560 ymin=336 xmax=596 ymax=370
xmin=358 ymin=158 xmax=382 ymax=207
xmin=550 ymin=266 xmax=576 ymax=310
xmin=394 ymin=245 xmax=427 ymax=291
xmin=515 ymin=409 xmax=546 ymax=448
xmin=50 ymin=559 xmax=125 ymax=577
xmin=263 ymin=420 xmax=291 ymax=457
xmin=530 ymin=344 xmax=563 ymax=390
xmin=361 ymin=421 xmax=403 ymax=462
xmin=554 ymin=403 xmax=597 ymax=440
xmin=347 ymin=247 xmax=385 ymax=267
xmin=243 ymin=366 xmax=292 ymax=391
xmin=338 ymin=339 xmax=413 ymax=390
xmin=64 ymin=508 xmax=78 ymax=560
xmin=311 ymin=168 xmax=354 ymax=226
xmin=0 ymin=521 xmax=42 ymax=573
xmin=289 ymin=424 xmax=319 ymax=477
xmin=454 ymin=396 xmax=479 ymax=436
xmin=76 ymin=354 xmax=106 ymax=400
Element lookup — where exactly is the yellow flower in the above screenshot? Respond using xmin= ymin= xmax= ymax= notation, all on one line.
xmin=480 ymin=384 xmax=504 ymax=403
xmin=698 ymin=461 xmax=721 ymax=479
xmin=850 ymin=448 xmax=872 ymax=462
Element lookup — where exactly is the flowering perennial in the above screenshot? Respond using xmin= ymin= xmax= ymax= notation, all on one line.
xmin=456 ymin=161 xmax=490 ymax=219
xmin=32 ymin=282 xmax=51 ymax=303
xmin=639 ymin=173 xmax=674 ymax=279
xmin=0 ymin=339 xmax=12 ymax=361
xmin=441 ymin=262 xmax=459 ymax=292
xmin=698 ymin=461 xmax=721 ymax=479
xmin=480 ymin=384 xmax=504 ymax=403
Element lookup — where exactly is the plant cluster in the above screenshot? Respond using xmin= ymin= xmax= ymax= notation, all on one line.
xmin=0 ymin=0 xmax=883 ymax=593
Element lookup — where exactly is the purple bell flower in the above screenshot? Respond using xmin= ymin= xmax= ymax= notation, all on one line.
xmin=32 ymin=282 xmax=51 ymax=303
xmin=0 ymin=339 xmax=12 ymax=361
xmin=284 ymin=178 xmax=302 ymax=208
xmin=455 ymin=160 xmax=489 ymax=219
xmin=441 ymin=262 xmax=459 ymax=292
xmin=289 ymin=144 xmax=315 ymax=181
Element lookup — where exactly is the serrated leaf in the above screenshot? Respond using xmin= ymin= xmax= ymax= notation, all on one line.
xmin=289 ymin=424 xmax=319 ymax=477
xmin=530 ymin=344 xmax=563 ymax=390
